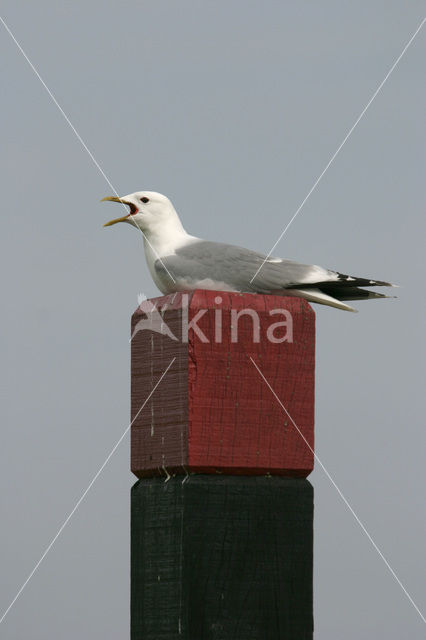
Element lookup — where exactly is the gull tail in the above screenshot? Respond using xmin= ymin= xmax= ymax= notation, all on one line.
xmin=281 ymin=288 xmax=358 ymax=312
xmin=284 ymin=270 xmax=397 ymax=311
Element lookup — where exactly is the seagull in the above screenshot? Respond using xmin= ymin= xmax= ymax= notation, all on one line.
xmin=101 ymin=191 xmax=396 ymax=312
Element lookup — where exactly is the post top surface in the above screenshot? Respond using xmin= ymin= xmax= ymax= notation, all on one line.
xmin=132 ymin=289 xmax=314 ymax=319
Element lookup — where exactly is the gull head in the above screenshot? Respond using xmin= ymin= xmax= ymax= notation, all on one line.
xmin=101 ymin=191 xmax=181 ymax=234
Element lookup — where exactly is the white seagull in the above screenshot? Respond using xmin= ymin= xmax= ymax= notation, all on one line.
xmin=102 ymin=190 xmax=395 ymax=312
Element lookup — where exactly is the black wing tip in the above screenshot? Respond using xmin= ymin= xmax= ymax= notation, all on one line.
xmin=337 ymin=273 xmax=398 ymax=288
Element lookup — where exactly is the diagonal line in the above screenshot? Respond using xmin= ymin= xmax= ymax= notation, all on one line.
xmin=0 ymin=15 xmax=176 ymax=284
xmin=250 ymin=17 xmax=426 ymax=283
xmin=0 ymin=357 xmax=176 ymax=626
xmin=250 ymin=356 xmax=426 ymax=625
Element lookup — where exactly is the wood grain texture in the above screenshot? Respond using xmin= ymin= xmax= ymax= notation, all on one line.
xmin=131 ymin=476 xmax=313 ymax=640
xmin=131 ymin=290 xmax=315 ymax=478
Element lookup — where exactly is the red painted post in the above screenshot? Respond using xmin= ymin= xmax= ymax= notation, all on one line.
xmin=131 ymin=290 xmax=315 ymax=477
xmin=131 ymin=290 xmax=315 ymax=639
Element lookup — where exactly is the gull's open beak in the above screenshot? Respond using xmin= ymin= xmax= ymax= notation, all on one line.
xmin=101 ymin=196 xmax=130 ymax=227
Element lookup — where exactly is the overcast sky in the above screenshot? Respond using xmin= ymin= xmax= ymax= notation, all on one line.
xmin=1 ymin=2 xmax=425 ymax=638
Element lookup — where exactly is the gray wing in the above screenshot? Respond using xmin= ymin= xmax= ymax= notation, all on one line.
xmin=154 ymin=240 xmax=338 ymax=293
xmin=155 ymin=240 xmax=394 ymax=299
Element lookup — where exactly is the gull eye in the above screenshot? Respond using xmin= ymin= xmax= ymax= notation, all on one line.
xmin=141 ymin=197 xmax=149 ymax=203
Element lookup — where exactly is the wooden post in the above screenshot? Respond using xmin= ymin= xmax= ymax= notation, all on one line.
xmin=131 ymin=290 xmax=315 ymax=639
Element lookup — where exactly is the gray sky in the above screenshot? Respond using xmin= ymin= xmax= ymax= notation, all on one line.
xmin=1 ymin=1 xmax=425 ymax=638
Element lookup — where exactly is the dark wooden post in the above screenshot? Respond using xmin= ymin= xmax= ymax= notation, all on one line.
xmin=131 ymin=291 xmax=315 ymax=639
